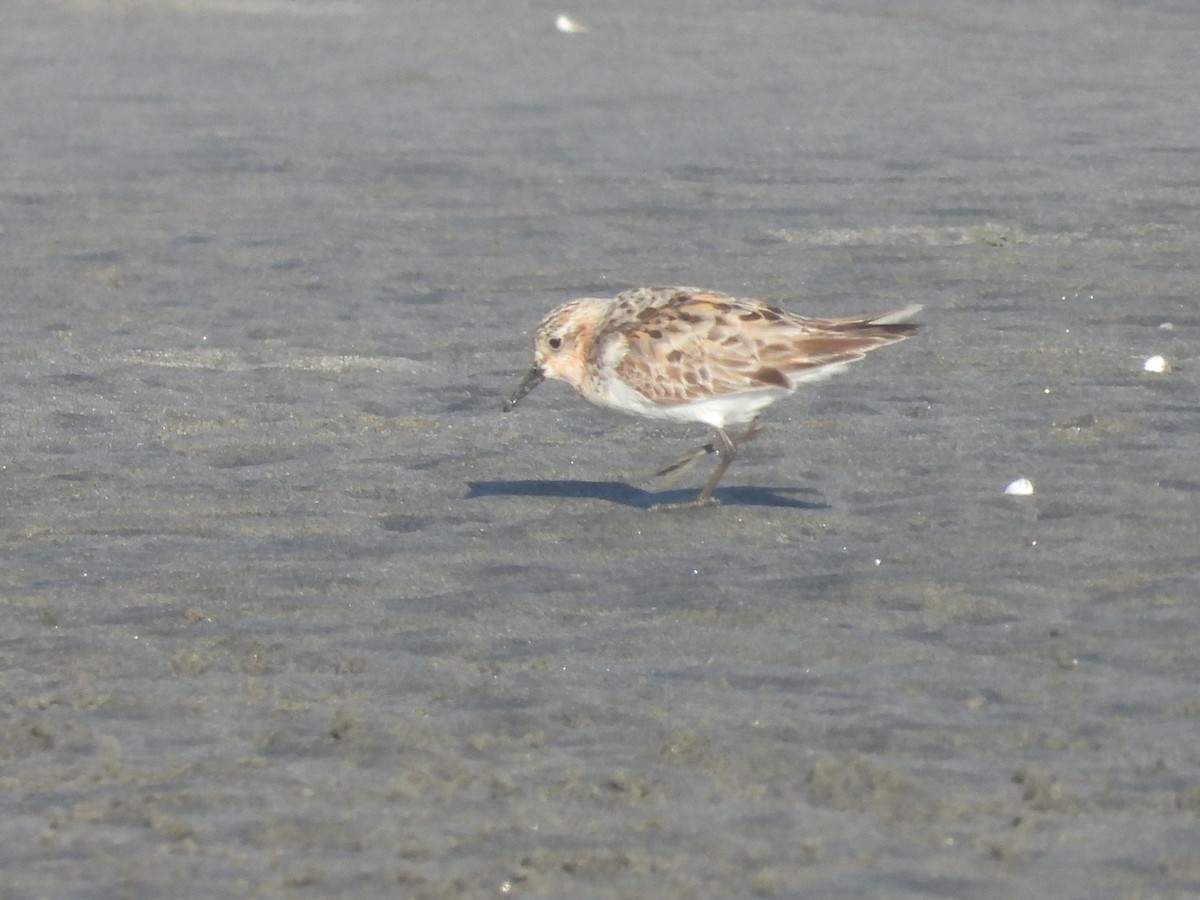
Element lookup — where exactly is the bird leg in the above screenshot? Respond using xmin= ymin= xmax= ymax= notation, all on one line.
xmin=652 ymin=418 xmax=765 ymax=478
xmin=651 ymin=422 xmax=759 ymax=511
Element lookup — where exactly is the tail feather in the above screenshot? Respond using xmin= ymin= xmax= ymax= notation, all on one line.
xmin=868 ymin=304 xmax=923 ymax=325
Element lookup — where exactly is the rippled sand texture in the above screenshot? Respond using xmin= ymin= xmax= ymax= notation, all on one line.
xmin=2 ymin=1 xmax=1198 ymax=896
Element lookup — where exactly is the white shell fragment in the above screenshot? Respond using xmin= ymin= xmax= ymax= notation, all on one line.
xmin=1004 ymin=477 xmax=1035 ymax=496
xmin=555 ymin=14 xmax=587 ymax=33
xmin=1142 ymin=355 xmax=1169 ymax=373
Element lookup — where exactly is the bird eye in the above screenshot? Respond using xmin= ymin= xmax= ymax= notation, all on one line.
xmin=548 ymin=337 xmax=562 ymax=350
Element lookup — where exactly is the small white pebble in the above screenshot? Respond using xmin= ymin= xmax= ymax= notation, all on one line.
xmin=1159 ymin=322 xmax=1174 ymax=330
xmin=1143 ymin=355 xmax=1169 ymax=373
xmin=555 ymin=14 xmax=587 ymax=33
xmin=1005 ymin=477 xmax=1035 ymax=496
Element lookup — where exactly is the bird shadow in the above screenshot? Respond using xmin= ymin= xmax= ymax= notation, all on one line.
xmin=465 ymin=479 xmax=826 ymax=510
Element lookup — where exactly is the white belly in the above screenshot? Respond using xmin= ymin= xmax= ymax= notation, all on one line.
xmin=598 ymin=377 xmax=793 ymax=429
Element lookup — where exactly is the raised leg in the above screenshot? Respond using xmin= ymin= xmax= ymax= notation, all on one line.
xmin=651 ymin=426 xmax=741 ymax=511
xmin=653 ymin=418 xmax=765 ymax=478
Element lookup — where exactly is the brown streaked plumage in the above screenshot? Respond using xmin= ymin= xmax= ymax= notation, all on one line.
xmin=503 ymin=286 xmax=921 ymax=509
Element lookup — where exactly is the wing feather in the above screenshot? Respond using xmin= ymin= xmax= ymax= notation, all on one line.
xmin=596 ymin=287 xmax=919 ymax=405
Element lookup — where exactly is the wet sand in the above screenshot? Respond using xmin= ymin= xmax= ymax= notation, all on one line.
xmin=2 ymin=1 xmax=1199 ymax=896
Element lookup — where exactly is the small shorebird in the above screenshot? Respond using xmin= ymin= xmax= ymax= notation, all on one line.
xmin=503 ymin=286 xmax=921 ymax=509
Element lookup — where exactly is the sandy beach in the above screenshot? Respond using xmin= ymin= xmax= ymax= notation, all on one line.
xmin=2 ymin=1 xmax=1198 ymax=896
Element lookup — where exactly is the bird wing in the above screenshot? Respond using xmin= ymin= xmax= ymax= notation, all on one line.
xmin=596 ymin=288 xmax=919 ymax=404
